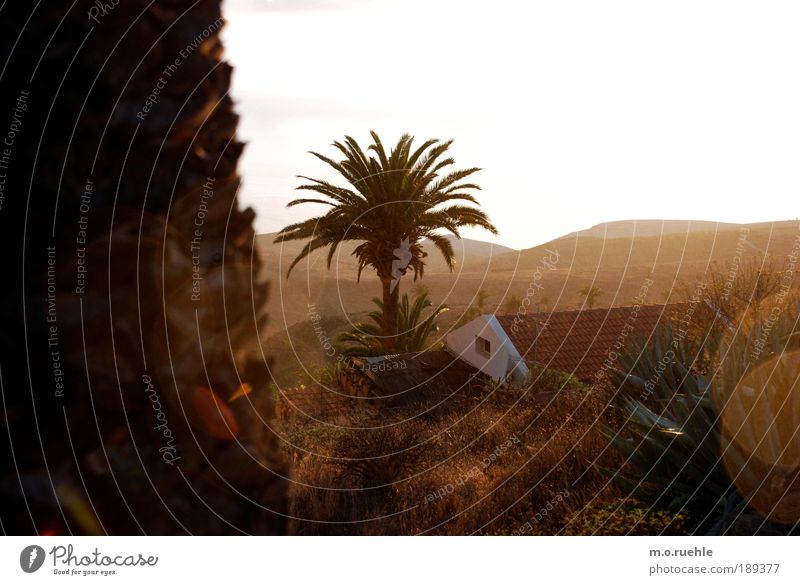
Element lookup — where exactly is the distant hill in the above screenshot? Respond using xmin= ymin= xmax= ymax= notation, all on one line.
xmin=255 ymin=219 xmax=799 ymax=338
xmin=558 ymin=219 xmax=744 ymax=240
xmin=255 ymin=218 xmax=799 ymax=386
xmin=499 ymin=219 xmax=800 ymax=268
xmin=426 ymin=235 xmax=515 ymax=257
xmin=256 ymin=233 xmax=513 ymax=277
xmin=254 ymin=232 xmax=511 ymax=335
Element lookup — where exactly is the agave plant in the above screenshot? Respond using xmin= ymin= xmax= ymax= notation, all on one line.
xmin=603 ymin=304 xmax=800 ymax=524
xmin=603 ymin=320 xmax=731 ymax=512
xmin=336 ymin=291 xmax=448 ymax=357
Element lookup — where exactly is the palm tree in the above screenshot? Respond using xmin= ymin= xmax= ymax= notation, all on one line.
xmin=577 ymin=285 xmax=602 ymax=308
xmin=456 ymin=288 xmax=490 ymax=326
xmin=335 ymin=291 xmax=449 ymax=357
xmin=501 ymin=294 xmax=523 ymax=315
xmin=1 ymin=1 xmax=289 ymax=535
xmin=276 ymin=131 xmax=497 ymax=351
xmin=538 ymin=294 xmax=551 ymax=312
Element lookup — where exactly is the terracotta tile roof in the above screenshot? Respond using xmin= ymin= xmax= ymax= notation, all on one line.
xmin=495 ymin=304 xmax=687 ymax=383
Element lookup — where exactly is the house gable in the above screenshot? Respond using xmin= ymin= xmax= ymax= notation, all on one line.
xmin=445 ymin=315 xmax=529 ymax=383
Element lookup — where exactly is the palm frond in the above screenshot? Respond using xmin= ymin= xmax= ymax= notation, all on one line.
xmin=335 ymin=290 xmax=449 ymax=356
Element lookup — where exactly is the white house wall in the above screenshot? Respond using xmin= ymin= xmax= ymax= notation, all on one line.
xmin=446 ymin=315 xmax=529 ymax=384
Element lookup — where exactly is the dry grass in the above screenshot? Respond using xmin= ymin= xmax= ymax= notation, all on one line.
xmin=278 ymin=374 xmax=679 ymax=535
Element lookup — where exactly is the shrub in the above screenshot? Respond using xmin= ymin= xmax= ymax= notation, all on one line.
xmin=286 ymin=378 xmax=624 ymax=535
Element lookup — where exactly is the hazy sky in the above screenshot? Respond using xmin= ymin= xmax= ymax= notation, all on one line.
xmin=222 ymin=0 xmax=800 ymax=249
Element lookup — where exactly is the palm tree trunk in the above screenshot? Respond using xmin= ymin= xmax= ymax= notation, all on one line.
xmin=380 ymin=277 xmax=401 ymax=352
xmin=0 ymin=1 xmax=289 ymax=534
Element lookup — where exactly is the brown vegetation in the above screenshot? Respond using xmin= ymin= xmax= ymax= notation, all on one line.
xmin=279 ymin=373 xmax=690 ymax=535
